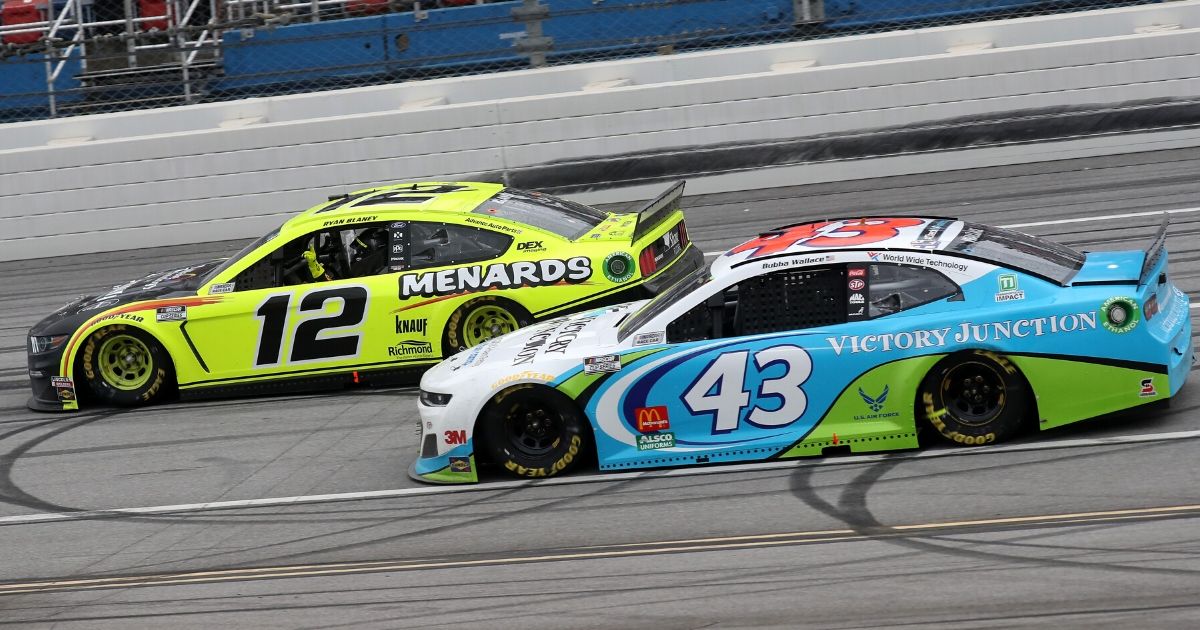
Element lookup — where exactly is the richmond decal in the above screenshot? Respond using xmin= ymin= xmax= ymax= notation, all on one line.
xmin=398 ymin=258 xmax=592 ymax=298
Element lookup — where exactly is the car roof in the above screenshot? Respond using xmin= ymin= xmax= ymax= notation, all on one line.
xmin=712 ymin=217 xmax=964 ymax=275
xmin=282 ymin=182 xmax=506 ymax=234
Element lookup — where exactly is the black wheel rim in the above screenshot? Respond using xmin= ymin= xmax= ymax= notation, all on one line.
xmin=939 ymin=360 xmax=1006 ymax=427
xmin=503 ymin=399 xmax=564 ymax=457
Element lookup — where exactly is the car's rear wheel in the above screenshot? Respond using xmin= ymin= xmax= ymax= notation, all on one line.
xmin=444 ymin=297 xmax=531 ymax=354
xmin=917 ymin=350 xmax=1028 ymax=446
xmin=81 ymin=326 xmax=173 ymax=406
xmin=478 ymin=386 xmax=590 ymax=479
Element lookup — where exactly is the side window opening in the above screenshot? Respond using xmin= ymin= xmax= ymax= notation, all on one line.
xmin=666 ymin=267 xmax=847 ymax=343
xmin=230 ymin=223 xmax=397 ymax=290
xmin=408 ymin=222 xmax=513 ymax=270
xmin=867 ymin=264 xmax=960 ymax=318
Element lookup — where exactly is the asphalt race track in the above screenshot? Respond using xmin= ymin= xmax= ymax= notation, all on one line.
xmin=1 ymin=148 xmax=1199 ymax=628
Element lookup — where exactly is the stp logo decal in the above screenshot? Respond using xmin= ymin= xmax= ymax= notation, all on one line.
xmin=635 ymin=406 xmax=670 ymax=432
xmin=848 ymin=279 xmax=866 ymax=291
xmin=444 ymin=430 xmax=467 ymax=445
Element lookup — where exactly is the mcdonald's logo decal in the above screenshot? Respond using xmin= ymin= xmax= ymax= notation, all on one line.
xmin=635 ymin=405 xmax=670 ymax=432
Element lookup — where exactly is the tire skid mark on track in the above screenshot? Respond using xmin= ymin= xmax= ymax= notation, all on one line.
xmin=93 ymin=475 xmax=650 ymax=579
xmin=0 ymin=411 xmax=121 ymax=513
xmin=789 ymin=457 xmax=1200 ymax=580
xmin=2 ymin=502 xmax=1200 ymax=597
xmin=2 ymin=428 xmax=1199 ymax=528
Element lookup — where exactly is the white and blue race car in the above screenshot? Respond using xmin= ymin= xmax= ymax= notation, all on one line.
xmin=411 ymin=216 xmax=1192 ymax=483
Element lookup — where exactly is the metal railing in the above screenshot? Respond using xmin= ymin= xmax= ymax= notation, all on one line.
xmin=0 ymin=0 xmax=1163 ymax=123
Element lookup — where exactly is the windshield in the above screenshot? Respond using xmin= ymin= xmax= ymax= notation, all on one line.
xmin=472 ymin=189 xmax=607 ymax=240
xmin=619 ymin=266 xmax=712 ymax=340
xmin=199 ymin=226 xmax=281 ymax=285
xmin=946 ymin=223 xmax=1084 ymax=284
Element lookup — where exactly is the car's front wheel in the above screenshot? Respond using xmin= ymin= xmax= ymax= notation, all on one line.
xmin=444 ymin=297 xmax=532 ymax=354
xmin=478 ymin=386 xmax=591 ymax=479
xmin=80 ymin=326 xmax=173 ymax=406
xmin=917 ymin=350 xmax=1029 ymax=446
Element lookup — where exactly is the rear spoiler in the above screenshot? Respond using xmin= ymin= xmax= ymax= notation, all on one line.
xmin=1139 ymin=214 xmax=1169 ymax=284
xmin=632 ymin=180 xmax=686 ymax=242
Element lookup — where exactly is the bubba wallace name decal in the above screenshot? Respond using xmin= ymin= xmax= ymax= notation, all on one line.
xmin=827 ymin=312 xmax=1097 ymax=355
xmin=399 ymin=258 xmax=591 ymax=298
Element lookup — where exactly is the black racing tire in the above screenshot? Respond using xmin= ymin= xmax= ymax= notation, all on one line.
xmin=443 ymin=296 xmax=532 ymax=355
xmin=917 ymin=350 xmax=1029 ymax=446
xmin=477 ymin=386 xmax=591 ymax=479
xmin=80 ymin=325 xmax=174 ymax=406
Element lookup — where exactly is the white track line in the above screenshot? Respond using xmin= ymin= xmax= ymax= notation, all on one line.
xmin=702 ymin=205 xmax=1200 ymax=256
xmin=3 ymin=429 xmax=1198 ymax=527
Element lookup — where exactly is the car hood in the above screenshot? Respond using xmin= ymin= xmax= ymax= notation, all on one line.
xmin=29 ymin=259 xmax=224 ymax=336
xmin=423 ymin=301 xmax=646 ymax=389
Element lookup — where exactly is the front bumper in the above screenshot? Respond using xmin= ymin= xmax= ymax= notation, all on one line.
xmin=409 ymin=399 xmax=479 ymax=484
xmin=26 ymin=346 xmax=76 ymax=412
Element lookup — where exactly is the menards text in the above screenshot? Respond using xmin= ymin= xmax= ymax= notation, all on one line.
xmin=827 ymin=312 xmax=1097 ymax=356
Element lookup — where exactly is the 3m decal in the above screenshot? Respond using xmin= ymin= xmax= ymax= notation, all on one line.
xmin=1139 ymin=378 xmax=1157 ymax=398
xmin=995 ymin=273 xmax=1025 ymax=302
xmin=636 ymin=432 xmax=675 ymax=451
xmin=254 ymin=286 xmax=369 ymax=366
xmin=444 ymin=430 xmax=467 ymax=445
xmin=1100 ymin=296 xmax=1140 ymax=334
xmin=682 ymin=345 xmax=811 ymax=434
xmin=603 ymin=251 xmax=635 ymax=283
xmin=399 ymin=258 xmax=591 ymax=298
xmin=827 ymin=313 xmax=1098 ymax=355
xmin=634 ymin=406 xmax=670 ymax=432
xmin=583 ymin=354 xmax=621 ymax=374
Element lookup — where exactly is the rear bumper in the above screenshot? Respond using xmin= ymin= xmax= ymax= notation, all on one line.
xmin=644 ymin=244 xmax=704 ymax=294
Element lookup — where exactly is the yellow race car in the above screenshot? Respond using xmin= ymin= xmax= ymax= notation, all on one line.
xmin=26 ymin=181 xmax=701 ymax=411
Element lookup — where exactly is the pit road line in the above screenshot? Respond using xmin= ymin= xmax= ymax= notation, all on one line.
xmin=3 ymin=429 xmax=1199 ymax=527
xmin=701 ymin=205 xmax=1200 ymax=256
xmin=2 ymin=503 xmax=1198 ymax=596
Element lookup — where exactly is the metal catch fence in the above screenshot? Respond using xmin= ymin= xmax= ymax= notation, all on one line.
xmin=0 ymin=0 xmax=1162 ymax=123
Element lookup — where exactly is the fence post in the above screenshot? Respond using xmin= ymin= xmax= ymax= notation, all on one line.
xmin=512 ymin=0 xmax=552 ymax=68
xmin=794 ymin=0 xmax=824 ymax=25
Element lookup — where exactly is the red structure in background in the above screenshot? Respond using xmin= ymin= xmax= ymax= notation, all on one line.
xmin=1 ymin=0 xmax=44 ymax=44
xmin=138 ymin=0 xmax=167 ymax=31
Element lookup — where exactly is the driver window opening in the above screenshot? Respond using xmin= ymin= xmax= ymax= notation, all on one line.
xmin=666 ymin=267 xmax=847 ymax=343
xmin=232 ymin=225 xmax=393 ymax=290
